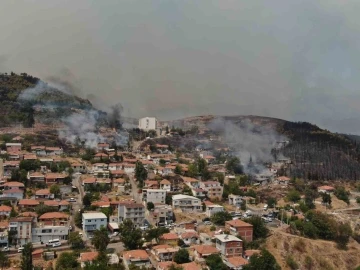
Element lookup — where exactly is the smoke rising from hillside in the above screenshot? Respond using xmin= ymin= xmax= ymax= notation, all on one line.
xmin=209 ymin=118 xmax=288 ymax=174
xmin=3 ymin=1 xmax=360 ymax=133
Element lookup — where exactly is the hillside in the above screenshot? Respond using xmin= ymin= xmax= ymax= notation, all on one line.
xmin=166 ymin=115 xmax=360 ymax=180
xmin=0 ymin=72 xmax=93 ymax=127
xmin=266 ymin=229 xmax=360 ymax=270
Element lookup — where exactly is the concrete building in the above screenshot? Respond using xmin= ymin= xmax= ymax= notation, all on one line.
xmin=32 ymin=225 xmax=69 ymax=244
xmin=82 ymin=212 xmax=107 ymax=235
xmin=142 ymin=189 xmax=167 ymax=205
xmin=200 ymin=181 xmax=223 ymax=200
xmin=225 ymin=220 xmax=253 ymax=242
xmin=123 ymin=249 xmax=151 ymax=269
xmin=172 ymin=194 xmax=202 ymax=212
xmin=153 ymin=204 xmax=174 ymax=225
xmin=118 ymin=203 xmax=145 ymax=228
xmin=139 ymin=117 xmax=158 ymax=131
xmin=204 ymin=201 xmax=224 ymax=217
xmin=228 ymin=194 xmax=242 ymax=207
xmin=215 ymin=234 xmax=243 ymax=258
xmin=9 ymin=217 xmax=34 ymax=246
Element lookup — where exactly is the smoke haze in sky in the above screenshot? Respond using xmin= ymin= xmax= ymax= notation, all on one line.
xmin=1 ymin=1 xmax=360 ymax=133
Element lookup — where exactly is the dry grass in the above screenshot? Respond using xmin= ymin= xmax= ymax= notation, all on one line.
xmin=266 ymin=229 xmax=360 ymax=270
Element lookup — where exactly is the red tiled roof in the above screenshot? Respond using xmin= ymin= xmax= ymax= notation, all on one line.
xmin=80 ymin=252 xmax=99 ymax=262
xmin=181 ymin=262 xmax=202 ymax=270
xmin=160 ymin=233 xmax=179 ymax=240
xmin=19 ymin=199 xmax=40 ymax=206
xmin=123 ymin=250 xmax=149 ymax=260
xmin=226 ymin=219 xmax=253 ymax=228
xmin=227 ymin=256 xmax=249 ymax=267
xmin=193 ymin=245 xmax=219 ymax=255
xmin=39 ymin=212 xmax=69 ymax=220
xmin=35 ymin=189 xmax=50 ymax=195
xmin=0 ymin=205 xmax=12 ymax=212
xmin=3 ymin=181 xmax=24 ymax=187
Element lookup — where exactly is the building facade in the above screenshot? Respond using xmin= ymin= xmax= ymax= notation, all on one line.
xmin=118 ymin=203 xmax=145 ymax=228
xmin=82 ymin=212 xmax=107 ymax=235
xmin=139 ymin=117 xmax=158 ymax=131
xmin=142 ymin=189 xmax=166 ymax=205
xmin=172 ymin=194 xmax=202 ymax=212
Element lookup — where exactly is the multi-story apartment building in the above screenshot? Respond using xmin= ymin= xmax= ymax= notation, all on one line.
xmin=118 ymin=203 xmax=145 ymax=228
xmin=9 ymin=217 xmax=33 ymax=246
xmin=200 ymin=181 xmax=223 ymax=200
xmin=228 ymin=194 xmax=242 ymax=207
xmin=153 ymin=204 xmax=174 ymax=224
xmin=32 ymin=225 xmax=69 ymax=244
xmin=172 ymin=194 xmax=202 ymax=212
xmin=138 ymin=117 xmax=158 ymax=131
xmin=225 ymin=220 xmax=253 ymax=242
xmin=82 ymin=212 xmax=107 ymax=235
xmin=142 ymin=189 xmax=166 ymax=205
xmin=215 ymin=234 xmax=243 ymax=258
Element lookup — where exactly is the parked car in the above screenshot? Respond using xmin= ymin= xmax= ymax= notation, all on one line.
xmin=204 ymin=221 xmax=212 ymax=225
xmin=18 ymin=247 xmax=24 ymax=253
xmin=2 ymin=246 xmax=9 ymax=252
xmin=68 ymin=198 xmax=76 ymax=202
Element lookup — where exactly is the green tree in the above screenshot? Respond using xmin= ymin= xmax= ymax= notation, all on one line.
xmin=74 ymin=211 xmax=82 ymax=228
xmin=68 ymin=232 xmax=84 ymax=249
xmin=119 ymin=219 xmax=143 ymax=250
xmin=50 ymin=184 xmax=61 ymax=198
xmin=20 ymin=159 xmax=41 ymax=171
xmin=35 ymin=204 xmax=58 ymax=216
xmin=145 ymin=227 xmax=170 ymax=242
xmin=243 ymin=249 xmax=280 ymax=270
xmin=226 ymin=156 xmax=243 ymax=174
xmin=304 ymin=188 xmax=317 ymax=210
xmin=335 ymin=222 xmax=352 ymax=249
xmin=135 ymin=161 xmax=147 ymax=188
xmin=244 ymin=216 xmax=269 ymax=240
xmin=174 ymin=165 xmax=183 ymax=175
xmin=0 ymin=250 xmax=9 ymax=270
xmin=20 ymin=243 xmax=33 ymax=270
xmin=159 ymin=159 xmax=166 ymax=166
xmin=334 ymin=186 xmax=350 ymax=205
xmin=182 ymin=185 xmax=192 ymax=195
xmin=83 ymin=194 xmax=92 ymax=207
xmin=205 ymin=254 xmax=227 ymax=270
xmin=147 ymin=202 xmax=155 ymax=211
xmin=56 ymin=252 xmax=79 ymax=270
xmin=211 ymin=211 xmax=232 ymax=226
xmin=50 ymin=162 xmax=58 ymax=172
xmin=173 ymin=248 xmax=190 ymax=264
xmin=91 ymin=226 xmax=110 ymax=252
xmin=287 ymin=189 xmax=301 ymax=203
xmin=321 ymin=193 xmax=332 ymax=207
xmin=10 ymin=206 xmax=18 ymax=217
xmin=168 ymin=264 xmax=183 ymax=270
xmin=187 ymin=164 xmax=198 ymax=177
xmin=266 ymin=197 xmax=277 ymax=208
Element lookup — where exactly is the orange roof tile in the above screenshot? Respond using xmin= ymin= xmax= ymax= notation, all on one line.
xmin=80 ymin=252 xmax=99 ymax=262
xmin=160 ymin=233 xmax=179 ymax=240
xmin=39 ymin=212 xmax=69 ymax=220
xmin=123 ymin=250 xmax=149 ymax=260
xmin=193 ymin=245 xmax=219 ymax=255
xmin=0 ymin=205 xmax=12 ymax=212
xmin=227 ymin=256 xmax=249 ymax=267
xmin=19 ymin=199 xmax=40 ymax=206
xmin=226 ymin=219 xmax=253 ymax=228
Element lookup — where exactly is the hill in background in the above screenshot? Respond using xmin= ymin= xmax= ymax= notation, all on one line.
xmin=0 ymin=72 xmax=93 ymax=127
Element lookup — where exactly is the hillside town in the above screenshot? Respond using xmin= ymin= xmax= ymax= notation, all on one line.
xmin=0 ymin=116 xmax=360 ymax=270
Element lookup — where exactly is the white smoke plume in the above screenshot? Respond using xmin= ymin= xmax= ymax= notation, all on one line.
xmin=18 ymin=81 xmax=49 ymax=101
xmin=58 ymin=110 xmax=104 ymax=148
xmin=209 ymin=117 xmax=288 ymax=174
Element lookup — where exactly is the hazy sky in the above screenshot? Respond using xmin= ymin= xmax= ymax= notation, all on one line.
xmin=1 ymin=1 xmax=360 ymax=133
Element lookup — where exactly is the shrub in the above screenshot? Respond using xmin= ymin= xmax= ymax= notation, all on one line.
xmin=286 ymin=255 xmax=299 ymax=270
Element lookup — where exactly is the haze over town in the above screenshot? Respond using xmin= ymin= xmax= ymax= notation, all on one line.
xmin=1 ymin=1 xmax=360 ymax=133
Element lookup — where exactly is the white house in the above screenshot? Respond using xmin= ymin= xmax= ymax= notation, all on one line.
xmin=228 ymin=194 xmax=242 ymax=207
xmin=9 ymin=217 xmax=33 ymax=246
xmin=204 ymin=201 xmax=224 ymax=217
xmin=118 ymin=203 xmax=145 ymax=228
xmin=139 ymin=117 xmax=158 ymax=131
xmin=159 ymin=179 xmax=171 ymax=192
xmin=123 ymin=163 xmax=135 ymax=174
xmin=82 ymin=212 xmax=107 ymax=235
xmin=142 ymin=189 xmax=166 ymax=205
xmin=123 ymin=250 xmax=151 ymax=270
xmin=0 ymin=205 xmax=12 ymax=217
xmin=32 ymin=225 xmax=69 ymax=244
xmin=172 ymin=194 xmax=202 ymax=212
xmin=1 ymin=188 xmax=24 ymax=200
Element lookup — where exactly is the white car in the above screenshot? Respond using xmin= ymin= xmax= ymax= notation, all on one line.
xmin=204 ymin=221 xmax=212 ymax=225
xmin=2 ymin=246 xmax=9 ymax=252
xmin=18 ymin=247 xmax=24 ymax=253
xmin=68 ymin=198 xmax=76 ymax=202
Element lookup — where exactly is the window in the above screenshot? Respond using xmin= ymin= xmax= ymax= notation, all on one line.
xmin=101 ymin=219 xmax=104 ymax=222
xmin=88 ymin=220 xmax=91 ymax=222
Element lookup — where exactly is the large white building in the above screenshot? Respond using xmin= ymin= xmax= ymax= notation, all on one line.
xmin=118 ymin=203 xmax=145 ymax=228
xmin=9 ymin=217 xmax=33 ymax=246
xmin=138 ymin=117 xmax=158 ymax=131
xmin=32 ymin=225 xmax=69 ymax=244
xmin=172 ymin=194 xmax=202 ymax=212
xmin=142 ymin=189 xmax=166 ymax=205
xmin=82 ymin=212 xmax=107 ymax=235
